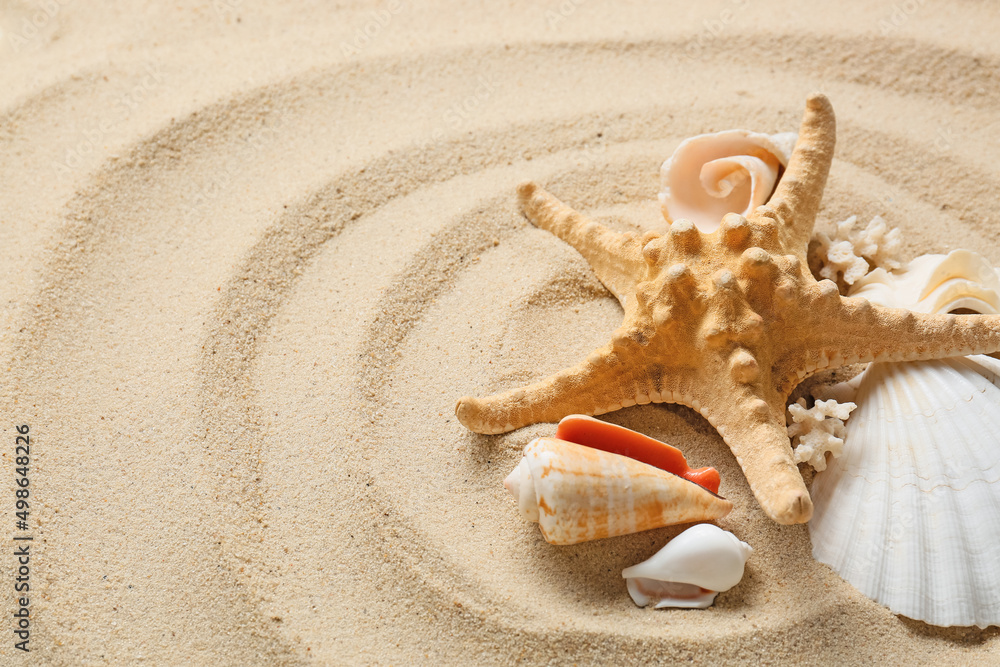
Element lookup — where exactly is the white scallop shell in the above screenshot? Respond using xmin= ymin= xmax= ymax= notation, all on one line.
xmin=622 ymin=524 xmax=752 ymax=609
xmin=810 ymin=249 xmax=1000 ymax=628
xmin=658 ymin=130 xmax=796 ymax=233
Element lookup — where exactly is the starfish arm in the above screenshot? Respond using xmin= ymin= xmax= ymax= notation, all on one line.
xmin=518 ymin=181 xmax=645 ymax=308
xmin=455 ymin=342 xmax=658 ymax=434
xmin=701 ymin=389 xmax=813 ymax=525
xmin=785 ymin=296 xmax=1000 ymax=386
xmin=751 ymin=93 xmax=835 ymax=256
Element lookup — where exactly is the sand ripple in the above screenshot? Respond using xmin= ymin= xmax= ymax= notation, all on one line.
xmin=4 ymin=12 xmax=1000 ymax=663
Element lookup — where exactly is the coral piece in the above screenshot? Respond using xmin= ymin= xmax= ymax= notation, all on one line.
xmin=622 ymin=524 xmax=752 ymax=609
xmin=786 ymin=398 xmax=856 ymax=471
xmin=554 ymin=414 xmax=720 ymax=493
xmin=456 ymin=95 xmax=1000 ymax=525
xmin=810 ymin=215 xmax=903 ymax=289
xmin=810 ymin=249 xmax=1000 ymax=628
xmin=503 ymin=438 xmax=732 ymax=545
xmin=659 ymin=129 xmax=796 ymax=233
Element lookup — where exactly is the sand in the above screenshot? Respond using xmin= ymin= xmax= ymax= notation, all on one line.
xmin=2 ymin=0 xmax=1000 ymax=664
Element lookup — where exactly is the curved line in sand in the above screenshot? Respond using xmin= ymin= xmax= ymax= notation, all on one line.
xmin=8 ymin=33 xmax=1000 ymax=660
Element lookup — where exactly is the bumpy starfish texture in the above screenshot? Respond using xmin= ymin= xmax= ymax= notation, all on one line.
xmin=456 ymin=94 xmax=1000 ymax=525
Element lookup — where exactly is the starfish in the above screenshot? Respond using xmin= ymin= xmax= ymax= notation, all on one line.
xmin=456 ymin=94 xmax=1000 ymax=525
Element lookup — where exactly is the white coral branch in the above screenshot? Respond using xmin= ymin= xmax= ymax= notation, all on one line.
xmin=787 ymin=398 xmax=857 ymax=472
xmin=811 ymin=215 xmax=904 ymax=289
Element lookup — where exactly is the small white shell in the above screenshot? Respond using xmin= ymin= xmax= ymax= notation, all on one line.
xmin=810 ymin=249 xmax=1000 ymax=628
xmin=622 ymin=524 xmax=752 ymax=609
xmin=659 ymin=130 xmax=796 ymax=233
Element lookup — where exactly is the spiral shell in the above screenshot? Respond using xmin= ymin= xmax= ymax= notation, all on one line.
xmin=659 ymin=129 xmax=796 ymax=233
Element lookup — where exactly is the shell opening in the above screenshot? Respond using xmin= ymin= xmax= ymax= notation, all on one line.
xmin=621 ymin=524 xmax=752 ymax=607
xmin=626 ymin=577 xmax=718 ymax=609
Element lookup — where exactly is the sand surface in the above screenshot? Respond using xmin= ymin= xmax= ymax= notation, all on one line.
xmin=3 ymin=1 xmax=1000 ymax=664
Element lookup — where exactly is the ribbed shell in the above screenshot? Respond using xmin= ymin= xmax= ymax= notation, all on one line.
xmin=811 ymin=356 xmax=1000 ymax=627
xmin=810 ymin=249 xmax=1000 ymax=628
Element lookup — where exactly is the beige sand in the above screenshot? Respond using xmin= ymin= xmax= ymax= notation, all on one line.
xmin=2 ymin=1 xmax=1000 ymax=664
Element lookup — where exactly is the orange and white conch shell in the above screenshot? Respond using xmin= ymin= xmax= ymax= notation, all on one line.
xmin=659 ymin=129 xmax=796 ymax=233
xmin=503 ymin=437 xmax=732 ymax=545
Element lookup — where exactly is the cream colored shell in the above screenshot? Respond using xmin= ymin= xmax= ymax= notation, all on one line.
xmin=503 ymin=438 xmax=732 ymax=545
xmin=849 ymin=249 xmax=1000 ymax=314
xmin=659 ymin=129 xmax=796 ymax=233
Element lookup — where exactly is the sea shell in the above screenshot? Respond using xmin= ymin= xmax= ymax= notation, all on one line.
xmin=504 ymin=437 xmax=732 ymax=545
xmin=849 ymin=249 xmax=1000 ymax=314
xmin=555 ymin=414 xmax=720 ymax=493
xmin=658 ymin=129 xmax=796 ymax=233
xmin=622 ymin=524 xmax=753 ymax=609
xmin=810 ymin=249 xmax=1000 ymax=628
